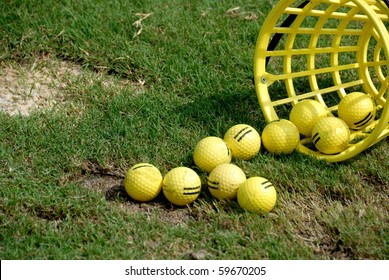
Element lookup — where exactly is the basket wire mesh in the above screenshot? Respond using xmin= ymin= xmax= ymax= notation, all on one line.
xmin=254 ymin=0 xmax=389 ymax=162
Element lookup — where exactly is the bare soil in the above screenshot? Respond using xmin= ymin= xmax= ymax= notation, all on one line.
xmin=0 ymin=56 xmax=82 ymax=116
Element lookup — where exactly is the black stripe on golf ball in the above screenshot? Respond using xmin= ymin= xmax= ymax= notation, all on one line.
xmin=312 ymin=132 xmax=321 ymax=145
xmin=207 ymin=180 xmax=219 ymax=190
xmin=237 ymin=130 xmax=253 ymax=142
xmin=183 ymin=186 xmax=201 ymax=195
xmin=234 ymin=126 xmax=252 ymax=142
xmin=354 ymin=112 xmax=373 ymax=127
xmin=132 ymin=164 xmax=153 ymax=170
xmin=261 ymin=180 xmax=273 ymax=189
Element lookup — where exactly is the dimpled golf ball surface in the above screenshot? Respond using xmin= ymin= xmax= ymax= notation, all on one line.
xmin=124 ymin=163 xmax=163 ymax=202
xmin=207 ymin=163 xmax=246 ymax=200
xmin=223 ymin=124 xmax=261 ymax=160
xmin=311 ymin=117 xmax=350 ymax=154
xmin=237 ymin=177 xmax=277 ymax=213
xmin=193 ymin=136 xmax=232 ymax=173
xmin=162 ymin=167 xmax=201 ymax=206
xmin=338 ymin=92 xmax=376 ymax=130
xmin=261 ymin=119 xmax=300 ymax=155
xmin=289 ymin=99 xmax=328 ymax=137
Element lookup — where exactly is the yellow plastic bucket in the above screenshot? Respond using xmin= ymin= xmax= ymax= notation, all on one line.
xmin=254 ymin=0 xmax=389 ymax=162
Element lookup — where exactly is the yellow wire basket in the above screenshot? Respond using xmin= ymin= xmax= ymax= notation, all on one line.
xmin=254 ymin=0 xmax=389 ymax=162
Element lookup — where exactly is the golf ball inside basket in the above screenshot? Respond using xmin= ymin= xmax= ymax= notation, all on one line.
xmin=311 ymin=117 xmax=350 ymax=154
xmin=223 ymin=124 xmax=261 ymax=160
xmin=162 ymin=167 xmax=201 ymax=206
xmin=338 ymin=92 xmax=376 ymax=130
xmin=124 ymin=163 xmax=163 ymax=202
xmin=237 ymin=177 xmax=277 ymax=213
xmin=261 ymin=119 xmax=300 ymax=155
xmin=193 ymin=136 xmax=232 ymax=173
xmin=289 ymin=99 xmax=328 ymax=137
xmin=207 ymin=163 xmax=246 ymax=200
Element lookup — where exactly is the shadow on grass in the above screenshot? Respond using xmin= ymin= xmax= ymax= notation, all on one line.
xmin=173 ymin=88 xmax=267 ymax=134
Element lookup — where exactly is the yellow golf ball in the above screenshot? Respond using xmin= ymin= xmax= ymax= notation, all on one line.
xmin=162 ymin=167 xmax=201 ymax=206
xmin=289 ymin=99 xmax=328 ymax=137
xmin=311 ymin=117 xmax=350 ymax=154
xmin=237 ymin=177 xmax=277 ymax=213
xmin=124 ymin=163 xmax=163 ymax=202
xmin=207 ymin=163 xmax=246 ymax=200
xmin=261 ymin=119 xmax=300 ymax=155
xmin=223 ymin=124 xmax=261 ymax=160
xmin=193 ymin=136 xmax=232 ymax=173
xmin=338 ymin=92 xmax=376 ymax=130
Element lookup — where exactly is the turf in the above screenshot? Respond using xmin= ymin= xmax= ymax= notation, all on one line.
xmin=0 ymin=0 xmax=388 ymax=259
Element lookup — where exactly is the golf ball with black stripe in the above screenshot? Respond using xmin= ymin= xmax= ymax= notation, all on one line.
xmin=237 ymin=177 xmax=277 ymax=213
xmin=223 ymin=124 xmax=261 ymax=160
xmin=338 ymin=92 xmax=376 ymax=130
xmin=207 ymin=163 xmax=246 ymax=200
xmin=124 ymin=163 xmax=163 ymax=202
xmin=162 ymin=167 xmax=201 ymax=206
xmin=311 ymin=117 xmax=350 ymax=154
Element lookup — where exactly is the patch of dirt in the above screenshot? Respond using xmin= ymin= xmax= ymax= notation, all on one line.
xmin=0 ymin=56 xmax=144 ymax=116
xmin=82 ymin=174 xmax=124 ymax=194
xmin=0 ymin=57 xmax=82 ymax=116
xmin=77 ymin=161 xmax=241 ymax=231
xmin=79 ymin=166 xmax=193 ymax=225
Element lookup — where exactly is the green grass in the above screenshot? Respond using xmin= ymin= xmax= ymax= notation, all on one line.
xmin=1 ymin=0 xmax=388 ymax=259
